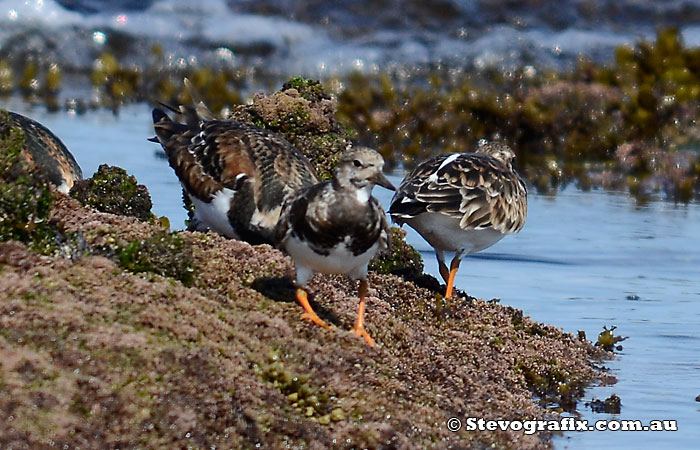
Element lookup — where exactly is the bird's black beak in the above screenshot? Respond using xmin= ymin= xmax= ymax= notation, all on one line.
xmin=372 ymin=171 xmax=396 ymax=191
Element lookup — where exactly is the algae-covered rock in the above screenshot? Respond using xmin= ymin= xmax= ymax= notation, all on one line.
xmin=588 ymin=393 xmax=622 ymax=414
xmin=368 ymin=226 xmax=423 ymax=279
xmin=0 ymin=187 xmax=608 ymax=449
xmin=115 ymin=230 xmax=196 ymax=287
xmin=228 ymin=77 xmax=352 ymax=180
xmin=70 ymin=164 xmax=153 ymax=221
xmin=596 ymin=325 xmax=628 ymax=352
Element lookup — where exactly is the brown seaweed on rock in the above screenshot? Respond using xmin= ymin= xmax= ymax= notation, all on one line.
xmin=227 ymin=77 xmax=352 ymax=181
xmin=0 ymin=189 xmax=610 ymax=449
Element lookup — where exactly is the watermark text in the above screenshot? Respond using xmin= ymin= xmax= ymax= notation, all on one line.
xmin=446 ymin=417 xmax=678 ymax=434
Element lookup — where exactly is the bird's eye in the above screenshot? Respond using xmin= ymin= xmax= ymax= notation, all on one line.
xmin=353 ymin=159 xmax=362 ymax=167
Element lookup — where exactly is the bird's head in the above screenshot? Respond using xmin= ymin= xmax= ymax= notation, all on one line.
xmin=334 ymin=147 xmax=395 ymax=196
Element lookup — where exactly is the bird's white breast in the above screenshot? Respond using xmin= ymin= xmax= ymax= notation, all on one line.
xmin=286 ymin=235 xmax=378 ymax=282
xmin=406 ymin=212 xmax=505 ymax=254
xmin=191 ymin=188 xmax=238 ymax=238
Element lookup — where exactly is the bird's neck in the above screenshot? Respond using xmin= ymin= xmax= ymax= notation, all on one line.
xmin=332 ymin=177 xmax=372 ymax=204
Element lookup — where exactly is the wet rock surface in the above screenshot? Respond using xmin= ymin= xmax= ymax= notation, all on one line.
xmin=587 ymin=394 xmax=622 ymax=414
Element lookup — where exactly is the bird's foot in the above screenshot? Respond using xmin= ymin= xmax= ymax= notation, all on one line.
xmin=350 ymin=326 xmax=375 ymax=346
xmin=301 ymin=312 xmax=331 ymax=329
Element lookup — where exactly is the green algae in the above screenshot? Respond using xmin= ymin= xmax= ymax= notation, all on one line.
xmin=115 ymin=231 xmax=196 ymax=287
xmin=70 ymin=164 xmax=154 ymax=222
xmin=368 ymin=226 xmax=423 ymax=279
xmin=596 ymin=325 xmax=627 ymax=352
xmin=254 ymin=352 xmax=332 ymax=419
xmin=91 ymin=52 xmax=140 ymax=108
xmin=0 ymin=60 xmax=13 ymax=94
xmin=282 ymin=76 xmax=330 ymax=103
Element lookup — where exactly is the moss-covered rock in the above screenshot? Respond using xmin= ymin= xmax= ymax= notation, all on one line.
xmin=0 ymin=188 xmax=609 ymax=449
xmin=115 ymin=231 xmax=196 ymax=287
xmin=368 ymin=226 xmax=423 ymax=279
xmin=70 ymin=164 xmax=153 ymax=221
xmin=228 ymin=77 xmax=352 ymax=180
xmin=588 ymin=393 xmax=622 ymax=414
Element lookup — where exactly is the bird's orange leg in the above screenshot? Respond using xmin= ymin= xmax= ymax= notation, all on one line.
xmin=350 ymin=280 xmax=375 ymax=346
xmin=444 ymin=257 xmax=461 ymax=298
xmin=296 ymin=288 xmax=330 ymax=329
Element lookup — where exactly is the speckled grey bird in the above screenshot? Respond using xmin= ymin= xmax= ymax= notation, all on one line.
xmin=389 ymin=141 xmax=527 ymax=298
xmin=151 ymin=104 xmax=319 ymax=245
xmin=276 ymin=147 xmax=395 ymax=346
xmin=2 ymin=110 xmax=82 ymax=193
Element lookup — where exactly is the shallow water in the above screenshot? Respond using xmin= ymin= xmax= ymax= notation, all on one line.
xmin=5 ymin=103 xmax=700 ymax=448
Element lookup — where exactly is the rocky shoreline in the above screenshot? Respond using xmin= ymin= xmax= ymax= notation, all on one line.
xmin=0 ymin=191 xmax=611 ymax=449
xmin=0 ymin=84 xmax=615 ymax=448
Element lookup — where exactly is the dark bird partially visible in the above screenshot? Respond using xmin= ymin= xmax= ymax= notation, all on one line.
xmin=1 ymin=110 xmax=82 ymax=193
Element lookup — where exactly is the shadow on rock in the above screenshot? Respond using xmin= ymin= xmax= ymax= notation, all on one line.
xmin=250 ymin=276 xmax=342 ymax=326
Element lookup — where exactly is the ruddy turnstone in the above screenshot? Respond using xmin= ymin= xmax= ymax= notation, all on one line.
xmin=1 ymin=110 xmax=82 ymax=193
xmin=275 ymin=147 xmax=395 ymax=346
xmin=389 ymin=141 xmax=527 ymax=298
xmin=151 ymin=104 xmax=319 ymax=245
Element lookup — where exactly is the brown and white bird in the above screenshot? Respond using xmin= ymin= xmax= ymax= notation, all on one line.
xmin=2 ymin=110 xmax=82 ymax=193
xmin=389 ymin=141 xmax=527 ymax=298
xmin=151 ymin=105 xmax=319 ymax=245
xmin=275 ymin=147 xmax=394 ymax=346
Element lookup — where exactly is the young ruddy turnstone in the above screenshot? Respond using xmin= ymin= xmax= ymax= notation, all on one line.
xmin=1 ymin=110 xmax=82 ymax=193
xmin=275 ymin=147 xmax=395 ymax=346
xmin=151 ymin=105 xmax=319 ymax=245
xmin=389 ymin=141 xmax=527 ymax=298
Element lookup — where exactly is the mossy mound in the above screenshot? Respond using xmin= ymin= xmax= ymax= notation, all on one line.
xmin=70 ymin=164 xmax=153 ymax=221
xmin=369 ymin=226 xmax=423 ymax=279
xmin=228 ymin=77 xmax=352 ymax=180
xmin=114 ymin=230 xmax=196 ymax=287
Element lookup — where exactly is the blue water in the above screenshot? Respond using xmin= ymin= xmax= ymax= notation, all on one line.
xmin=5 ymin=102 xmax=700 ymax=448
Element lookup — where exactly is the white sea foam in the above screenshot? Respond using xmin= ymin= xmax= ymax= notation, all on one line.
xmin=0 ymin=0 xmax=82 ymax=27
xmin=0 ymin=0 xmax=319 ymax=50
xmin=0 ymin=0 xmax=686 ymax=76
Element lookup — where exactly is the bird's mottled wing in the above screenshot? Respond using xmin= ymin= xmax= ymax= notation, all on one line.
xmin=152 ymin=107 xmax=228 ymax=201
xmin=390 ymin=153 xmax=527 ymax=233
xmin=154 ymin=107 xmax=318 ymax=209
